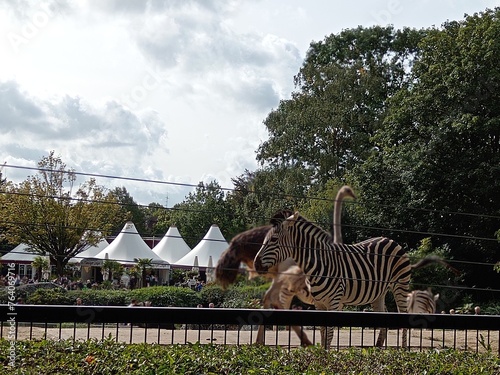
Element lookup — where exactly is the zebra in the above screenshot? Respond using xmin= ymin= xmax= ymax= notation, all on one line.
xmin=253 ymin=211 xmax=448 ymax=349
xmin=215 ymin=186 xmax=355 ymax=347
xmin=407 ymin=288 xmax=439 ymax=314
xmin=406 ymin=288 xmax=440 ymax=347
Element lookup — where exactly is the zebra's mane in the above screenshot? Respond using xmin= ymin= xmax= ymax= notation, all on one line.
xmin=270 ymin=211 xmax=334 ymax=244
xmin=269 ymin=209 xmax=294 ymax=226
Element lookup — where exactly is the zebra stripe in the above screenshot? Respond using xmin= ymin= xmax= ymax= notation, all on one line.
xmin=254 ymin=212 xmax=411 ymax=349
xmin=407 ymin=289 xmax=439 ymax=314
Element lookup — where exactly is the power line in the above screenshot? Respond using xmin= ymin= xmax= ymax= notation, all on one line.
xmin=3 ymin=163 xmax=500 ymax=220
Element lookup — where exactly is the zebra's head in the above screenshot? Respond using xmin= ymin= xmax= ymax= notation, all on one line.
xmin=254 ymin=210 xmax=298 ymax=274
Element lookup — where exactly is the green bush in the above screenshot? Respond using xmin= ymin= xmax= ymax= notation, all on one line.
xmin=67 ymin=289 xmax=129 ymax=306
xmin=1 ymin=338 xmax=498 ymax=375
xmin=0 ymin=282 xmax=65 ymax=304
xmin=129 ymin=286 xmax=201 ymax=307
xmin=199 ymin=284 xmax=226 ymax=307
xmin=27 ymin=288 xmax=72 ymax=305
xmin=221 ymin=285 xmax=268 ymax=308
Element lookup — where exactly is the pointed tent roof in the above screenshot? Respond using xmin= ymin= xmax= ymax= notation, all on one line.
xmin=175 ymin=224 xmax=228 ymax=267
xmin=69 ymin=238 xmax=109 ymax=264
xmin=153 ymin=226 xmax=191 ymax=263
xmin=81 ymin=222 xmax=169 ymax=269
xmin=0 ymin=243 xmax=46 ymax=264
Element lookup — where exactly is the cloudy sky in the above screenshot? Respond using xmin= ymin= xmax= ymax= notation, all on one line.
xmin=1 ymin=0 xmax=497 ymax=206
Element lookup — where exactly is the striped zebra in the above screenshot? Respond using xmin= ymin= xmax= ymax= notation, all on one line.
xmin=407 ymin=289 xmax=439 ymax=314
xmin=253 ymin=211 xmax=444 ymax=349
xmin=406 ymin=288 xmax=439 ymax=347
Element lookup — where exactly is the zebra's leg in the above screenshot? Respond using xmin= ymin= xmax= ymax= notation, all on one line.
xmin=371 ymin=296 xmax=387 ymax=347
xmin=321 ymin=302 xmax=339 ymax=350
xmin=393 ymin=287 xmax=409 ymax=349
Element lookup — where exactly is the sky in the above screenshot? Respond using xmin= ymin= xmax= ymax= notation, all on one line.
xmin=1 ymin=0 xmax=498 ymax=207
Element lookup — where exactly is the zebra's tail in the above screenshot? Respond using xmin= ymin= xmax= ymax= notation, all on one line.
xmin=411 ymin=255 xmax=461 ymax=276
xmin=215 ymin=225 xmax=272 ymax=289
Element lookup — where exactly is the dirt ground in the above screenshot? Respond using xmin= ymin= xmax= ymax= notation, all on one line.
xmin=3 ymin=324 xmax=498 ymax=353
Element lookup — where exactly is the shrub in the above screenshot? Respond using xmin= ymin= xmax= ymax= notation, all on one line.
xmin=1 ymin=338 xmax=499 ymax=375
xmin=221 ymin=285 xmax=267 ymax=308
xmin=129 ymin=286 xmax=201 ymax=307
xmin=199 ymin=284 xmax=226 ymax=307
xmin=67 ymin=289 xmax=129 ymax=306
xmin=26 ymin=288 xmax=72 ymax=305
xmin=0 ymin=282 xmax=65 ymax=304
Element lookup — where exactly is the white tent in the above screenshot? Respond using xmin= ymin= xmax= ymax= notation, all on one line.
xmin=175 ymin=224 xmax=228 ymax=267
xmin=152 ymin=226 xmax=191 ymax=263
xmin=0 ymin=244 xmax=46 ymax=264
xmin=81 ymin=222 xmax=169 ymax=269
xmin=69 ymin=238 xmax=109 ymax=264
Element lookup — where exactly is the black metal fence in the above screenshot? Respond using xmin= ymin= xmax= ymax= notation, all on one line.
xmin=1 ymin=304 xmax=499 ymax=354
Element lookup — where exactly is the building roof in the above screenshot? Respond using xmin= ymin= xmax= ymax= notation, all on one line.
xmin=69 ymin=238 xmax=109 ymax=264
xmin=81 ymin=222 xmax=169 ymax=269
xmin=174 ymin=224 xmax=228 ymax=267
xmin=0 ymin=243 xmax=46 ymax=264
xmin=152 ymin=226 xmax=191 ymax=264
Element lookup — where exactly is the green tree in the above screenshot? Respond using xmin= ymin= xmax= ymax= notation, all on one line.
xmin=0 ymin=152 xmax=124 ymax=276
xmin=31 ymin=255 xmax=49 ymax=281
xmin=350 ymin=9 xmax=500 ymax=294
xmin=169 ymin=181 xmax=243 ymax=247
xmin=257 ymin=26 xmax=426 ymax=185
xmin=102 ymin=259 xmax=124 ymax=282
xmin=134 ymin=258 xmax=152 ymax=288
xmin=228 ymin=167 xmax=311 ymax=229
xmin=111 ymin=187 xmax=146 ymax=234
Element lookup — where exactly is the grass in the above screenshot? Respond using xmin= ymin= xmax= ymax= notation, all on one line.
xmin=1 ymin=338 xmax=499 ymax=374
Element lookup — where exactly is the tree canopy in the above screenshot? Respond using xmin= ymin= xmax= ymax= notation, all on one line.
xmin=257 ymin=26 xmax=426 ymax=184
xmin=254 ymin=10 xmax=500 ymax=295
xmin=349 ymin=9 xmax=500 ymax=289
xmin=0 ymin=152 xmax=124 ymax=276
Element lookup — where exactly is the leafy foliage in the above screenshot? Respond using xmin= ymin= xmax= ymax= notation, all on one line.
xmin=1 ymin=338 xmax=498 ymax=375
xmin=166 ymin=181 xmax=245 ymax=248
xmin=0 ymin=152 xmax=124 ymax=276
xmin=257 ymin=26 xmax=426 ymax=184
xmin=350 ymin=9 xmax=500 ymax=293
xmin=129 ymin=286 xmax=200 ymax=307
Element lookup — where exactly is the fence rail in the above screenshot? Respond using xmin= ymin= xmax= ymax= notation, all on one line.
xmin=1 ymin=305 xmax=499 ymax=353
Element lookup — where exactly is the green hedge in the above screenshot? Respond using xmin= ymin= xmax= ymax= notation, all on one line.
xmin=0 ymin=284 xmax=264 ymax=308
xmin=129 ymin=286 xmax=200 ymax=307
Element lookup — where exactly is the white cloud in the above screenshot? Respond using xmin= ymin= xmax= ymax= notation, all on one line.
xmin=1 ymin=0 xmax=496 ymax=207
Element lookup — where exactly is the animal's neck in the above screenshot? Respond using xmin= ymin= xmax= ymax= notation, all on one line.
xmin=289 ymin=222 xmax=333 ymax=275
xmin=333 ymin=189 xmax=348 ymax=244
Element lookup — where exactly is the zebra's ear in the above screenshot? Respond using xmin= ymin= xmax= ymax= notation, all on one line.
xmin=434 ymin=294 xmax=440 ymax=301
xmin=283 ymin=211 xmax=299 ymax=229
xmin=270 ymin=209 xmax=293 ymax=226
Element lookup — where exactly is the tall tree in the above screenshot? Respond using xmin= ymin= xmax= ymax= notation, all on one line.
xmin=0 ymin=152 xmax=124 ymax=276
xmin=257 ymin=26 xmax=426 ymax=185
xmin=228 ymin=167 xmax=311 ymax=228
xmin=351 ymin=9 xmax=500 ymax=294
xmin=111 ymin=186 xmax=146 ymax=234
xmin=169 ymin=181 xmax=242 ymax=248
